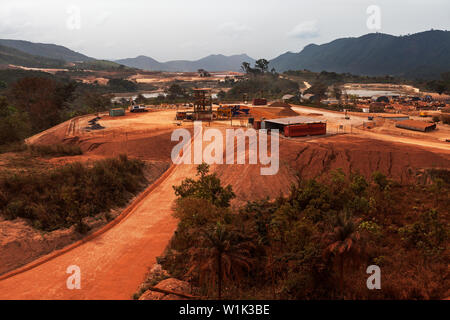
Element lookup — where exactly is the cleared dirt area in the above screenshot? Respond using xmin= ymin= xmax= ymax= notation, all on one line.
xmin=214 ymin=133 xmax=450 ymax=206
xmin=127 ymin=71 xmax=242 ymax=84
xmin=0 ymin=106 xmax=449 ymax=299
xmin=0 ymin=160 xmax=169 ymax=276
xmin=0 ymin=163 xmax=195 ymax=299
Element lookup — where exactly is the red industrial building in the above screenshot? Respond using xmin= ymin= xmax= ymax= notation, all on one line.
xmin=253 ymin=98 xmax=267 ymax=106
xmin=261 ymin=116 xmax=327 ymax=137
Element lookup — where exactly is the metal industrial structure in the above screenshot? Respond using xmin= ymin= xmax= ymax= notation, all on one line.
xmin=261 ymin=116 xmax=327 ymax=137
xmin=216 ymin=105 xmax=250 ymax=119
xmin=109 ymin=108 xmax=125 ymax=117
xmin=193 ymin=88 xmax=213 ymax=120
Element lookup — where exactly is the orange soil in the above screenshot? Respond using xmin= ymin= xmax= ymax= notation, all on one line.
xmin=1 ymin=109 xmax=449 ymax=299
xmin=214 ymin=134 xmax=450 ymax=205
xmin=0 ymin=163 xmax=195 ymax=299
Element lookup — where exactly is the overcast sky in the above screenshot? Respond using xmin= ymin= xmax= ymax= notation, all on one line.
xmin=1 ymin=0 xmax=449 ymax=61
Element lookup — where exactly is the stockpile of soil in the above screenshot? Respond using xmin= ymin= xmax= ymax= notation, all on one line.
xmin=269 ymin=101 xmax=292 ymax=108
xmin=213 ymin=135 xmax=450 ymax=205
xmin=277 ymin=107 xmax=299 ymax=117
xmin=282 ymin=135 xmax=449 ymax=182
xmin=82 ymin=129 xmax=187 ymax=161
xmin=248 ymin=107 xmax=280 ymax=119
xmin=26 ymin=120 xmax=71 ymax=145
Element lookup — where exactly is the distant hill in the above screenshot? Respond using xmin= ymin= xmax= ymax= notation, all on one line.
xmin=115 ymin=54 xmax=255 ymax=72
xmin=0 ymin=44 xmax=66 ymax=68
xmin=269 ymin=30 xmax=450 ymax=79
xmin=115 ymin=55 xmax=163 ymax=70
xmin=0 ymin=40 xmax=132 ymax=71
xmin=74 ymin=59 xmax=132 ymax=71
xmin=0 ymin=39 xmax=93 ymax=62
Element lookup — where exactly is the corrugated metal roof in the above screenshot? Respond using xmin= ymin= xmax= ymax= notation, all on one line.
xmin=395 ymin=120 xmax=436 ymax=132
xmin=265 ymin=116 xmax=326 ymax=125
xmin=282 ymin=94 xmax=295 ymax=100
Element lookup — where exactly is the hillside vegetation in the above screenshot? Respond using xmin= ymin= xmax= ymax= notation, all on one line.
xmin=116 ymin=54 xmax=255 ymax=72
xmin=270 ymin=30 xmax=450 ymax=79
xmin=159 ymin=164 xmax=449 ymax=300
xmin=0 ymin=39 xmax=92 ymax=62
xmin=0 ymin=44 xmax=66 ymax=68
xmin=0 ymin=155 xmax=146 ymax=232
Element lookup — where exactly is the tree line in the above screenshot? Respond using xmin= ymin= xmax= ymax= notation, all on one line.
xmin=159 ymin=164 xmax=449 ymax=300
xmin=0 ymin=76 xmax=113 ymax=149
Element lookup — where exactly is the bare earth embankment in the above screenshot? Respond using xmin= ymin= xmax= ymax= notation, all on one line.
xmin=0 ymin=107 xmax=449 ymax=299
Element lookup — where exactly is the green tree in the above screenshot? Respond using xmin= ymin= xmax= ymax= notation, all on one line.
xmin=198 ymin=69 xmax=211 ymax=77
xmin=0 ymin=96 xmax=31 ymax=145
xmin=305 ymin=81 xmax=328 ymax=103
xmin=8 ymin=77 xmax=72 ymax=132
xmin=241 ymin=62 xmax=251 ymax=74
xmin=324 ymin=212 xmax=364 ymax=296
xmin=255 ymin=59 xmax=269 ymax=74
xmin=173 ymin=163 xmax=235 ymax=208
xmin=108 ymin=78 xmax=138 ymax=92
xmin=217 ymin=90 xmax=226 ymax=101
xmin=332 ymin=85 xmax=343 ymax=101
xmin=166 ymin=83 xmax=186 ymax=100
xmin=187 ymin=222 xmax=254 ymax=299
xmin=399 ymin=209 xmax=448 ymax=256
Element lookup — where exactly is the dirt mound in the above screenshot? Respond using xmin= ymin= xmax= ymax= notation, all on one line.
xmin=269 ymin=101 xmax=292 ymax=108
xmin=84 ymin=130 xmax=186 ymax=161
xmin=27 ymin=120 xmax=71 ymax=145
xmin=277 ymin=107 xmax=299 ymax=117
xmin=0 ymin=160 xmax=170 ymax=276
xmin=283 ymin=135 xmax=450 ymax=182
xmin=213 ymin=135 xmax=450 ymax=205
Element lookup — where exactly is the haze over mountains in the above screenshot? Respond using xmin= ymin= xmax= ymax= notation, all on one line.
xmin=115 ymin=54 xmax=255 ymax=72
xmin=0 ymin=44 xmax=67 ymax=68
xmin=270 ymin=30 xmax=450 ymax=79
xmin=0 ymin=30 xmax=449 ymax=78
xmin=0 ymin=39 xmax=93 ymax=63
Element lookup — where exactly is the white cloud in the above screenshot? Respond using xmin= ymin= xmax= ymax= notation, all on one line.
xmin=95 ymin=11 xmax=112 ymax=26
xmin=287 ymin=20 xmax=320 ymax=39
xmin=218 ymin=21 xmax=250 ymax=37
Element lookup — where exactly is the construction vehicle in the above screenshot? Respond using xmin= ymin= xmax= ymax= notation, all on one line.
xmin=130 ymin=105 xmax=148 ymax=113
xmin=217 ymin=105 xmax=250 ymax=119
xmin=344 ymin=110 xmax=350 ymax=120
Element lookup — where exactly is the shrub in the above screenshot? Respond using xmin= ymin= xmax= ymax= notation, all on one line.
xmin=399 ymin=209 xmax=448 ymax=256
xmin=173 ymin=163 xmax=235 ymax=208
xmin=160 ymin=167 xmax=449 ymax=300
xmin=441 ymin=114 xmax=450 ymax=125
xmin=372 ymin=171 xmax=389 ymax=190
xmin=0 ymin=155 xmax=145 ymax=231
xmin=28 ymin=144 xmax=83 ymax=157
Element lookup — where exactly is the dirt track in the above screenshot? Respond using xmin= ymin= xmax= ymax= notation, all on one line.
xmin=1 ymin=108 xmax=449 ymax=299
xmin=0 ymin=163 xmax=195 ymax=299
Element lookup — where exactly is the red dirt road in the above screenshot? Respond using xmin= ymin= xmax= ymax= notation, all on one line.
xmin=0 ymin=163 xmax=196 ymax=300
